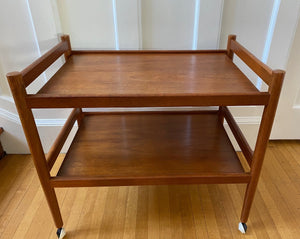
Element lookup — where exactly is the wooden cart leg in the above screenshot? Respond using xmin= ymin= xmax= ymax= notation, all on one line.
xmin=239 ymin=70 xmax=284 ymax=233
xmin=7 ymin=72 xmax=64 ymax=236
xmin=240 ymin=181 xmax=257 ymax=228
xmin=43 ymin=187 xmax=63 ymax=228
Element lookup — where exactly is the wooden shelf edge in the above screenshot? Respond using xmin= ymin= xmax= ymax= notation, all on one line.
xmin=71 ymin=50 xmax=228 ymax=54
xmin=26 ymin=94 xmax=270 ymax=108
xmin=50 ymin=173 xmax=251 ymax=187
xmin=55 ymin=113 xmax=247 ymax=183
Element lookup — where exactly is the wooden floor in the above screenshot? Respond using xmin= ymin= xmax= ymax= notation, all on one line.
xmin=0 ymin=141 xmax=299 ymax=239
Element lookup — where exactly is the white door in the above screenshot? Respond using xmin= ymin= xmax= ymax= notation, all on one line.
xmin=270 ymin=12 xmax=300 ymax=139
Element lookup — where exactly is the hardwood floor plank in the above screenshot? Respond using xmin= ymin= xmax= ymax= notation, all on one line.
xmin=189 ymin=185 xmax=209 ymax=238
xmin=13 ymin=189 xmax=44 ymax=239
xmin=123 ymin=187 xmax=138 ymax=239
xmin=0 ymin=156 xmax=33 ymax=234
xmin=136 ymin=187 xmax=148 ymax=239
xmin=198 ymin=185 xmax=221 ymax=239
xmin=111 ymin=187 xmax=128 ymax=239
xmin=147 ymin=186 xmax=160 ymax=239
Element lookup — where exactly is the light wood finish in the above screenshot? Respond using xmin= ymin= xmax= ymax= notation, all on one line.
xmin=36 ymin=52 xmax=261 ymax=94
xmin=6 ymin=35 xmax=285 ymax=234
xmin=21 ymin=40 xmax=69 ymax=88
xmin=58 ymin=112 xmax=244 ymax=175
xmin=227 ymin=34 xmax=236 ymax=59
xmin=6 ymin=72 xmax=63 ymax=228
xmin=230 ymin=39 xmax=273 ymax=85
xmin=26 ymin=52 xmax=269 ymax=108
xmin=240 ymin=70 xmax=285 ymax=223
xmin=222 ymin=106 xmax=253 ymax=166
xmin=60 ymin=35 xmax=72 ymax=61
xmin=46 ymin=108 xmax=80 ymax=170
xmin=53 ymin=112 xmax=248 ymax=187
xmin=26 ymin=94 xmax=270 ymax=108
xmin=0 ymin=141 xmax=299 ymax=238
xmin=72 ymin=49 xmax=228 ymax=54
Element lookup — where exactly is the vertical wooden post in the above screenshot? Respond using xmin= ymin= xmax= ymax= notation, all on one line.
xmin=0 ymin=127 xmax=5 ymax=159
xmin=6 ymin=72 xmax=63 ymax=228
xmin=219 ymin=35 xmax=237 ymax=124
xmin=77 ymin=108 xmax=84 ymax=127
xmin=240 ymin=70 xmax=285 ymax=223
xmin=218 ymin=106 xmax=225 ymax=124
xmin=227 ymin=35 xmax=237 ymax=60
xmin=60 ymin=35 xmax=72 ymax=61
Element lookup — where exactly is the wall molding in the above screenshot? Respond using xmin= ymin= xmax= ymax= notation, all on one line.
xmin=0 ymin=107 xmax=19 ymax=124
xmin=0 ymin=108 xmax=67 ymax=127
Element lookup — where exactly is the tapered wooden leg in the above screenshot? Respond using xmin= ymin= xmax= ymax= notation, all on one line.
xmin=43 ymin=186 xmax=63 ymax=228
xmin=239 ymin=70 xmax=285 ymax=224
xmin=240 ymin=180 xmax=258 ymax=223
xmin=7 ymin=72 xmax=64 ymax=229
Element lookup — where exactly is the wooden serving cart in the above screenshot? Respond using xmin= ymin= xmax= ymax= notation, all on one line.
xmin=7 ymin=35 xmax=284 ymax=238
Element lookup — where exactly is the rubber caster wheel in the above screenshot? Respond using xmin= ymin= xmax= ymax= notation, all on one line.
xmin=57 ymin=228 xmax=66 ymax=239
xmin=238 ymin=222 xmax=247 ymax=234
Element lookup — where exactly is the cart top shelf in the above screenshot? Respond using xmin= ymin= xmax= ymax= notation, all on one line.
xmin=26 ymin=51 xmax=270 ymax=108
xmin=40 ymin=52 xmax=258 ymax=95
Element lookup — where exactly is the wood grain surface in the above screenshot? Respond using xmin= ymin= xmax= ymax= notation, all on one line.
xmin=38 ymin=53 xmax=260 ymax=96
xmin=56 ymin=112 xmax=245 ymax=184
xmin=25 ymin=52 xmax=271 ymax=108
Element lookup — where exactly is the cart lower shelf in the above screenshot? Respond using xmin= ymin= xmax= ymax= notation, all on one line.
xmin=52 ymin=111 xmax=250 ymax=187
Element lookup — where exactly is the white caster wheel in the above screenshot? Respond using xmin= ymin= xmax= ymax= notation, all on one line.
xmin=57 ymin=228 xmax=66 ymax=239
xmin=238 ymin=222 xmax=247 ymax=234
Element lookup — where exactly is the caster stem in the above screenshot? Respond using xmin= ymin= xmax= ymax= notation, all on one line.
xmin=238 ymin=222 xmax=247 ymax=234
xmin=57 ymin=228 xmax=66 ymax=239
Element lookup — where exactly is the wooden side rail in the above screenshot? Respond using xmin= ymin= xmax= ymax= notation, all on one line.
xmin=72 ymin=50 xmax=228 ymax=54
xmin=228 ymin=35 xmax=273 ymax=86
xmin=22 ymin=35 xmax=71 ymax=88
xmin=46 ymin=108 xmax=81 ymax=170
xmin=221 ymin=106 xmax=253 ymax=166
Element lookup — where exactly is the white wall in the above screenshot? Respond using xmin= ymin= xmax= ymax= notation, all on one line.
xmin=0 ymin=0 xmax=75 ymax=153
xmin=57 ymin=0 xmax=224 ymax=50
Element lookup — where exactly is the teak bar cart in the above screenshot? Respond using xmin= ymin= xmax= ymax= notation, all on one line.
xmin=7 ymin=35 xmax=284 ymax=238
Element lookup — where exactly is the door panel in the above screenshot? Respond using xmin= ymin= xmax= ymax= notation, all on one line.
xmin=141 ymin=0 xmax=195 ymax=49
